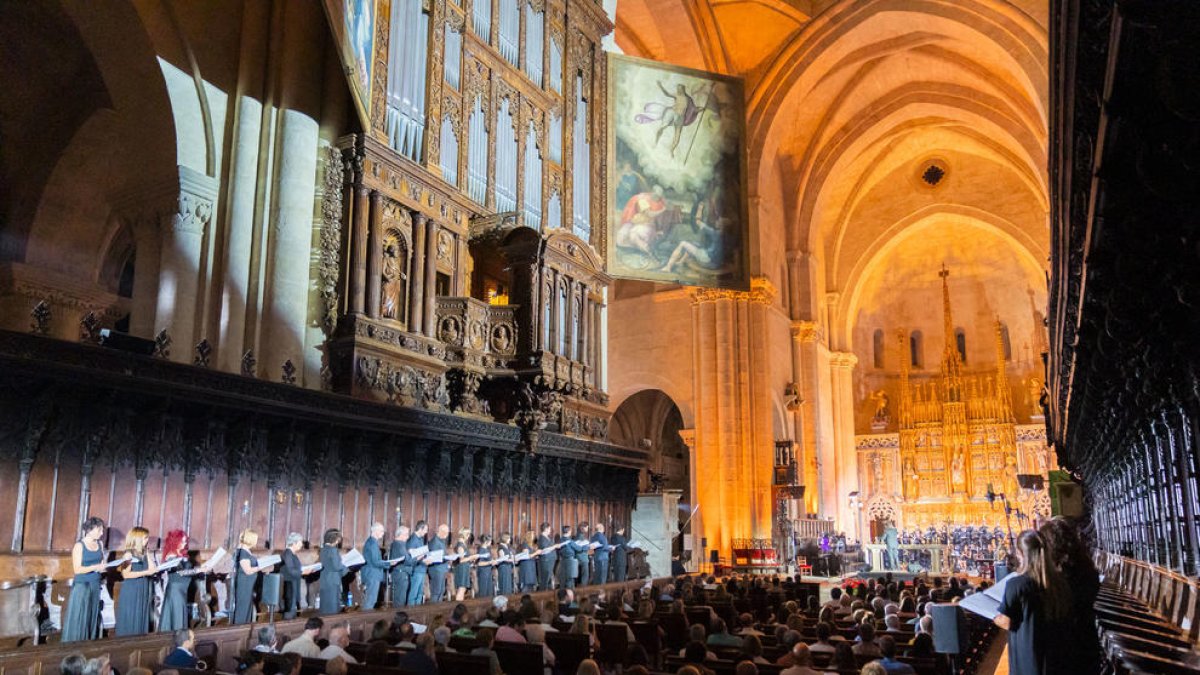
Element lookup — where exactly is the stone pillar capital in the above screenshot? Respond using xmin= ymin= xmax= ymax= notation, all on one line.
xmin=677 ymin=428 xmax=696 ymax=450
xmin=689 ymin=275 xmax=775 ymax=306
xmin=791 ymin=320 xmax=823 ymax=343
xmin=830 ymin=351 xmax=858 ymax=369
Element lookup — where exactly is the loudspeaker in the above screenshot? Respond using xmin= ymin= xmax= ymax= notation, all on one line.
xmin=1017 ymin=474 xmax=1044 ymax=490
xmin=994 ymin=562 xmax=1009 ymax=582
xmin=931 ymin=604 xmax=968 ymax=654
xmin=709 ymin=549 xmax=720 ymax=564
xmin=261 ymin=573 xmax=281 ymax=606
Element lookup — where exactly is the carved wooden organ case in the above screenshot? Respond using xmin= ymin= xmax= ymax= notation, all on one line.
xmin=325 ymin=0 xmax=612 ymax=449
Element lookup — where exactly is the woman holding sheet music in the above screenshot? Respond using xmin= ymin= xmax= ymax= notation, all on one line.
xmin=234 ymin=529 xmax=271 ymax=625
xmin=519 ymin=532 xmax=538 ymax=592
xmin=159 ymin=529 xmax=214 ymax=631
xmin=495 ymin=533 xmax=514 ymax=595
xmin=114 ymin=526 xmax=158 ymax=636
xmin=994 ymin=530 xmax=1072 ymax=674
xmin=452 ymin=528 xmax=474 ymax=601
xmin=475 ymin=534 xmax=495 ymax=597
xmin=62 ymin=517 xmax=111 ymax=642
xmin=318 ymin=529 xmax=349 ymax=615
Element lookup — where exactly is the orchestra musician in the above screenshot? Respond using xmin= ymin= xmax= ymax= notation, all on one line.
xmin=536 ymin=523 xmax=556 ymax=591
xmin=389 ymin=525 xmax=411 ymax=607
xmin=406 ymin=521 xmax=430 ymax=606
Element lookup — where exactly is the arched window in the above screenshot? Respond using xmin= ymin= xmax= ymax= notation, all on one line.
xmin=955 ymin=327 xmax=967 ymax=363
xmin=1000 ymin=322 xmax=1012 ymax=361
xmin=872 ymin=329 xmax=885 ymax=369
xmin=909 ymin=330 xmax=923 ymax=368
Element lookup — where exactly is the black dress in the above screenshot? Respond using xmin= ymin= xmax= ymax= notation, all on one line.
xmin=233 ymin=549 xmax=259 ymax=625
xmin=453 ymin=542 xmax=472 ymax=591
xmin=159 ymin=558 xmax=195 ymax=632
xmin=496 ymin=544 xmax=514 ymax=595
xmin=997 ymin=573 xmax=1071 ymax=674
xmin=475 ymin=545 xmax=495 ymax=597
xmin=318 ymin=545 xmax=348 ymax=615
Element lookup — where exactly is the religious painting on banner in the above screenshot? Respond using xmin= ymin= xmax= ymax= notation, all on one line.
xmin=322 ymin=0 xmax=376 ymax=129
xmin=607 ymin=54 xmax=749 ymax=290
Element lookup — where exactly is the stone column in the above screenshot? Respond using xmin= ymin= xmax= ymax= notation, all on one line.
xmin=152 ymin=171 xmax=216 ymax=359
xmin=423 ymin=218 xmax=438 ymax=337
xmin=409 ymin=213 xmax=427 ymax=331
xmin=678 ymin=428 xmax=700 ymax=569
xmin=830 ymin=351 xmax=860 ymax=540
xmin=366 ymin=191 xmax=383 ymax=318
xmin=578 ymin=286 xmax=589 ymax=365
xmin=565 ymin=278 xmax=577 ymax=361
xmin=791 ymin=321 xmax=822 ymax=516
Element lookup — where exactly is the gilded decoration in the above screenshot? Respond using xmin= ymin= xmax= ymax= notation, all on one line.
xmin=791 ymin=320 xmax=823 ymax=344
xmin=688 ymin=275 xmax=774 ymax=305
xmin=853 ymin=270 xmax=1052 ymax=529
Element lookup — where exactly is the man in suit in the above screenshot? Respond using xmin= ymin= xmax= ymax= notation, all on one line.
xmin=427 ymin=524 xmax=451 ymax=603
xmin=390 ymin=524 xmax=411 ymax=607
xmin=536 ymin=522 xmax=556 ymax=591
xmin=361 ymin=522 xmax=390 ymax=609
xmin=281 ymin=533 xmax=304 ymax=619
xmin=557 ymin=525 xmax=577 ymax=589
xmin=574 ymin=522 xmax=591 ymax=587
xmin=163 ymin=629 xmax=199 ymax=668
xmin=406 ymin=521 xmax=429 ymax=606
xmin=590 ymin=522 xmax=610 ymax=586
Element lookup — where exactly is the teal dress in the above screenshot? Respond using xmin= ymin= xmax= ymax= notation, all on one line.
xmin=115 ymin=557 xmax=152 ymax=636
xmin=233 ymin=549 xmax=259 ymax=624
xmin=159 ymin=559 xmax=195 ymax=632
xmin=61 ymin=542 xmax=104 ymax=642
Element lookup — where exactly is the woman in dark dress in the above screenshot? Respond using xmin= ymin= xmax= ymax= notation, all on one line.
xmin=995 ymin=530 xmax=1072 ymax=674
xmin=452 ymin=528 xmax=475 ymax=601
xmin=475 ymin=535 xmax=495 ymax=598
xmin=318 ymin=528 xmax=348 ymax=615
xmin=1040 ymin=517 xmax=1104 ymax=672
xmin=518 ymin=532 xmax=538 ymax=593
xmin=495 ymin=532 xmax=515 ymax=596
xmin=115 ymin=526 xmax=158 ymax=636
xmin=610 ymin=526 xmax=629 ymax=582
xmin=159 ymin=529 xmax=210 ymax=632
xmin=233 ymin=529 xmax=271 ymax=624
xmin=62 ymin=517 xmax=111 ymax=642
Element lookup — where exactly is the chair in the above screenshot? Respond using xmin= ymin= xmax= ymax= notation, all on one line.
xmin=629 ymin=620 xmax=662 ymax=666
xmin=544 ymin=631 xmax=591 ymax=674
xmin=656 ymin=612 xmax=689 ymax=650
xmin=493 ymin=640 xmax=543 ymax=674
xmin=435 ymin=650 xmax=492 ymax=675
xmin=594 ymin=623 xmax=629 ymax=666
xmin=448 ymin=634 xmax=481 ymax=653
xmin=796 ymin=556 xmax=813 ymax=577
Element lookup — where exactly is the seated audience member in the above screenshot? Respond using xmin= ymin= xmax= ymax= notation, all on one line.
xmin=82 ymin=656 xmax=112 ymax=675
xmin=681 ymin=624 xmax=718 ymax=660
xmin=369 ymin=619 xmax=391 ymax=644
xmin=916 ymin=615 xmax=933 ymax=637
xmin=395 ymin=622 xmax=417 ymax=649
xmin=884 ymin=615 xmax=902 ymax=632
xmin=281 ymin=617 xmax=324 ymax=658
xmin=278 ymin=654 xmax=301 ymax=675
xmin=775 ymin=630 xmax=804 ymax=666
xmin=398 ymin=633 xmax=439 ymax=675
xmin=874 ymin=636 xmax=916 ymax=674
xmin=910 ymin=633 xmax=934 ymax=658
xmin=164 ymin=629 xmax=200 ymax=668
xmin=364 ymin=641 xmax=391 ymax=667
xmin=576 ymin=659 xmax=601 ymax=675
xmin=254 ymin=625 xmax=279 ymax=653
xmin=61 ymin=654 xmax=87 ymax=675
xmin=824 ymin=588 xmax=843 ymax=609
xmin=739 ymin=635 xmax=771 ymax=665
xmin=735 ymin=661 xmax=759 ymax=675
xmin=832 ymin=642 xmax=857 ymax=671
xmin=810 ymin=622 xmax=838 ymax=654
xmin=738 ymin=613 xmax=764 ymax=636
xmin=319 ymin=625 xmax=359 ymax=664
xmin=432 ymin=626 xmax=452 ymax=651
xmin=707 ymin=618 xmax=744 ymax=648
xmin=780 ymin=643 xmax=820 ymax=675
xmin=861 ymin=662 xmax=887 ymax=675
xmin=128 ymin=668 xmax=153 ymax=675
xmin=237 ymin=651 xmax=264 ymax=675
xmin=496 ymin=612 xmax=527 ymax=643
xmin=470 ymin=627 xmax=504 ymax=675
xmin=682 ymin=641 xmax=717 ymax=675
xmin=852 ymin=623 xmax=882 ymax=658
xmin=324 ymin=657 xmax=348 ymax=675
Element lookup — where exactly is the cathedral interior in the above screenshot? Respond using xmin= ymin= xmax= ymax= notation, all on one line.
xmin=0 ymin=0 xmax=1198 ymax=672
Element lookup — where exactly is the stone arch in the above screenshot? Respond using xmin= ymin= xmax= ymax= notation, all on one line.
xmin=608 ymin=389 xmax=691 ymax=496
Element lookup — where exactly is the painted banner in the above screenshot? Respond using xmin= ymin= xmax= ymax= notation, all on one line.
xmin=607 ymin=54 xmax=749 ymax=290
xmin=323 ymin=0 xmax=377 ymax=129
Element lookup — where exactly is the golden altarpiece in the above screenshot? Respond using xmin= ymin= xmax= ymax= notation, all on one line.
xmin=324 ymin=0 xmax=613 ymax=446
xmin=854 ymin=271 xmax=1053 ymax=530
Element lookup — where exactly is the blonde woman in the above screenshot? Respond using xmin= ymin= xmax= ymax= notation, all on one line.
xmin=453 ymin=528 xmax=479 ymax=601
xmin=114 ymin=526 xmax=158 ymax=636
xmin=233 ymin=529 xmax=271 ymax=624
xmin=517 ymin=531 xmax=538 ymax=592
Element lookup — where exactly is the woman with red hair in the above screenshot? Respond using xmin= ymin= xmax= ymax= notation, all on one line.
xmin=159 ymin=530 xmax=212 ymax=632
